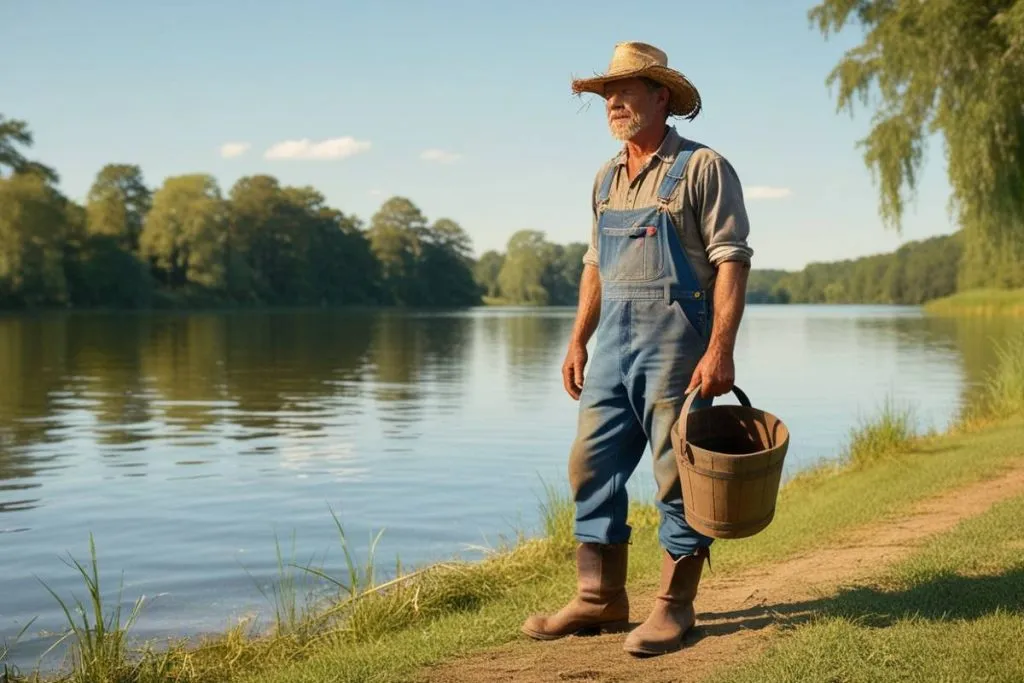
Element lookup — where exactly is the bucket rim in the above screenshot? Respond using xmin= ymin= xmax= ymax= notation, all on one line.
xmin=674 ymin=384 xmax=791 ymax=463
xmin=677 ymin=429 xmax=791 ymax=462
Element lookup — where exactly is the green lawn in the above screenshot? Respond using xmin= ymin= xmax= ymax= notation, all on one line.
xmin=707 ymin=488 xmax=1024 ymax=683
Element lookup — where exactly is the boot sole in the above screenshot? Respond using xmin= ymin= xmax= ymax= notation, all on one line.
xmin=522 ymin=620 xmax=630 ymax=641
xmin=623 ymin=641 xmax=682 ymax=657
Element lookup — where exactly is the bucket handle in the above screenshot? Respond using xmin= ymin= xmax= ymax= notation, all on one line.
xmin=677 ymin=384 xmax=753 ymax=462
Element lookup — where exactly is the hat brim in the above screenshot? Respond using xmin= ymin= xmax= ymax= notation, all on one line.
xmin=571 ymin=65 xmax=702 ymax=120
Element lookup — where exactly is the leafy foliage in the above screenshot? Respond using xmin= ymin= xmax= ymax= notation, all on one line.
xmin=809 ymin=0 xmax=1024 ymax=289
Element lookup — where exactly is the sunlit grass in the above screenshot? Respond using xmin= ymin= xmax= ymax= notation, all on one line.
xmin=841 ymin=395 xmax=917 ymax=469
xmin=924 ymin=288 xmax=1024 ymax=317
xmin=707 ymin=490 xmax=1024 ymax=683
xmin=960 ymin=332 xmax=1024 ymax=428
xmin=34 ymin=534 xmax=152 ymax=683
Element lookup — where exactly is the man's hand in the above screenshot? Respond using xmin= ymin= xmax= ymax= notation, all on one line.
xmin=562 ymin=342 xmax=588 ymax=400
xmin=686 ymin=345 xmax=735 ymax=399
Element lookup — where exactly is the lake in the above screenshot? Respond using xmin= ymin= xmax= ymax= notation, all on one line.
xmin=1 ymin=305 xmax=1021 ymax=670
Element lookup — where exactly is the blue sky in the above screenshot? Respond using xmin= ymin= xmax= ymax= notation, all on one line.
xmin=2 ymin=0 xmax=956 ymax=270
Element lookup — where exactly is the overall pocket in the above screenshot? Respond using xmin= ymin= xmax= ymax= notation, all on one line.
xmin=599 ymin=225 xmax=666 ymax=282
xmin=671 ymin=297 xmax=709 ymax=341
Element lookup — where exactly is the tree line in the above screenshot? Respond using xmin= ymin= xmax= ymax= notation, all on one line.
xmin=748 ymin=232 xmax=963 ymax=305
xmin=1 ymin=115 xmax=487 ymax=310
xmin=0 ymin=114 xmax=597 ymax=311
xmin=0 ymin=103 xmax=1013 ymax=312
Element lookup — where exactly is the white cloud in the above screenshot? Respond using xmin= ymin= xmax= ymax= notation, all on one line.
xmin=369 ymin=189 xmax=383 ymax=196
xmin=220 ymin=142 xmax=251 ymax=159
xmin=746 ymin=186 xmax=792 ymax=200
xmin=420 ymin=148 xmax=462 ymax=164
xmin=264 ymin=137 xmax=372 ymax=160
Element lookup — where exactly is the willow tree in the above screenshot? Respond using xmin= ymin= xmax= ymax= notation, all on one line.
xmin=809 ymin=0 xmax=1024 ymax=289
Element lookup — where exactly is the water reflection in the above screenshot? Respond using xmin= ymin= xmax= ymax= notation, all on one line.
xmin=0 ymin=308 xmax=1020 ymax=514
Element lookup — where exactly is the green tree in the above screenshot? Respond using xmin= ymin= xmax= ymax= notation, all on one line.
xmin=746 ymin=269 xmax=789 ymax=303
xmin=226 ymin=174 xmax=311 ymax=303
xmin=86 ymin=164 xmax=151 ymax=251
xmin=0 ymin=173 xmax=69 ymax=306
xmin=498 ymin=230 xmax=553 ymax=305
xmin=64 ymin=234 xmax=154 ymax=308
xmin=367 ymin=197 xmax=428 ymax=305
xmin=546 ymin=242 xmax=588 ymax=305
xmin=139 ymin=174 xmax=227 ymax=292
xmin=283 ymin=185 xmax=383 ymax=305
xmin=809 ymin=0 xmax=1024 ymax=290
xmin=0 ymin=114 xmax=59 ymax=183
xmin=474 ymin=250 xmax=505 ymax=299
xmin=419 ymin=218 xmax=481 ymax=306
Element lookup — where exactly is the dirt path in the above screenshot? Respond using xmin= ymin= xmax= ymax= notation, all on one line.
xmin=421 ymin=463 xmax=1024 ymax=683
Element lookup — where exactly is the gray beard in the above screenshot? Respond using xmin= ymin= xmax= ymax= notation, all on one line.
xmin=609 ymin=113 xmax=648 ymax=141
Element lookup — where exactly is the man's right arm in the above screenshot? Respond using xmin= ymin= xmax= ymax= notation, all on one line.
xmin=563 ymin=167 xmax=606 ymax=400
xmin=571 ymin=264 xmax=601 ymax=346
xmin=563 ymin=264 xmax=601 ymax=400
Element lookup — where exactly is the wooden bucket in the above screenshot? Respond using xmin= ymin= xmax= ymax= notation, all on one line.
xmin=671 ymin=385 xmax=790 ymax=540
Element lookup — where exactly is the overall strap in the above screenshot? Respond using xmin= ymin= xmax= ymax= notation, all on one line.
xmin=596 ymin=164 xmax=617 ymax=207
xmin=656 ymin=141 xmax=704 ymax=204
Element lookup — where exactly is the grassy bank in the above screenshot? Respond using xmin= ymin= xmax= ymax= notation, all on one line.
xmin=5 ymin=336 xmax=1024 ymax=683
xmin=707 ymin=482 xmax=1024 ymax=682
xmin=923 ymin=288 xmax=1024 ymax=316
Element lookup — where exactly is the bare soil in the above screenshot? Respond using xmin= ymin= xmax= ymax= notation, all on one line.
xmin=421 ymin=463 xmax=1024 ymax=683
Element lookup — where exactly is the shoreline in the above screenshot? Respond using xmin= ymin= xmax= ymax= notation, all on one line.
xmin=0 ymin=285 xmax=1020 ymax=317
xmin=5 ymin=384 xmax=1024 ymax=682
xmin=923 ymin=288 xmax=1024 ymax=317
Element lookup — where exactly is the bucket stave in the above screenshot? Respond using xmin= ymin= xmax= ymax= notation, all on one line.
xmin=671 ymin=385 xmax=790 ymax=540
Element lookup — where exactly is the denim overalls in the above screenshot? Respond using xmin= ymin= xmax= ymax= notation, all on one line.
xmin=568 ymin=141 xmax=715 ymax=558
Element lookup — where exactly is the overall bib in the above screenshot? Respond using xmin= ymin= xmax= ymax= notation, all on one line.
xmin=569 ymin=141 xmax=714 ymax=558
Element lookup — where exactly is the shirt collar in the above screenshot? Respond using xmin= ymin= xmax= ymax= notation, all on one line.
xmin=613 ymin=125 xmax=683 ymax=167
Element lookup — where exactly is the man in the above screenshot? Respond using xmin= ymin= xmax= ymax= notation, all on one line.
xmin=521 ymin=42 xmax=753 ymax=656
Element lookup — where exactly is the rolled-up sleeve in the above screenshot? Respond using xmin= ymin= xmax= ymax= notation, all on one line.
xmin=695 ymin=156 xmax=753 ymax=267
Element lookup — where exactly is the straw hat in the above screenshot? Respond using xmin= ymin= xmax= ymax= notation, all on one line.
xmin=572 ymin=42 xmax=702 ymax=120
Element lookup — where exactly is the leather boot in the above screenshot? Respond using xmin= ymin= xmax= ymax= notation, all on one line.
xmin=623 ymin=546 xmax=707 ymax=656
xmin=521 ymin=542 xmax=630 ymax=640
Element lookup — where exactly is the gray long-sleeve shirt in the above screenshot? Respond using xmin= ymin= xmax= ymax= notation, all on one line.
xmin=584 ymin=125 xmax=754 ymax=291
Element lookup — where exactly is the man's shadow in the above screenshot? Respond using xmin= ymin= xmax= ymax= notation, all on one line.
xmin=681 ymin=567 xmax=1024 ymax=645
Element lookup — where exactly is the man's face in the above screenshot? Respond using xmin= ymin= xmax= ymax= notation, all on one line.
xmin=604 ymin=78 xmax=666 ymax=141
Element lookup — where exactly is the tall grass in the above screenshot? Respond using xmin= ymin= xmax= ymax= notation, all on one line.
xmin=968 ymin=332 xmax=1024 ymax=424
xmin=924 ymin=288 xmax=1024 ymax=317
xmin=841 ymin=395 xmax=917 ymax=468
xmin=2 ymin=618 xmax=36 ymax=683
xmin=35 ymin=534 xmax=152 ymax=683
xmin=242 ymin=531 xmax=324 ymax=643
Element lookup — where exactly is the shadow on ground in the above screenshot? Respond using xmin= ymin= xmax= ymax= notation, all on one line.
xmin=688 ymin=567 xmax=1024 ymax=645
